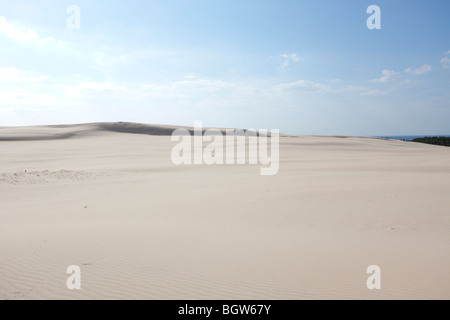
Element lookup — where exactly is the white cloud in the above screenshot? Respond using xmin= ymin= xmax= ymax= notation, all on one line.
xmin=138 ymin=78 xmax=237 ymax=99
xmin=63 ymin=82 xmax=127 ymax=98
xmin=79 ymin=82 xmax=126 ymax=92
xmin=0 ymin=67 xmax=22 ymax=82
xmin=360 ymin=89 xmax=383 ymax=96
xmin=360 ymin=88 xmax=394 ymax=96
xmin=0 ymin=16 xmax=39 ymax=41
xmin=0 ymin=16 xmax=66 ymax=48
xmin=441 ymin=51 xmax=450 ymax=69
xmin=175 ymin=78 xmax=235 ymax=92
xmin=405 ymin=64 xmax=432 ymax=75
xmin=184 ymin=74 xmax=198 ymax=80
xmin=91 ymin=51 xmax=129 ymax=71
xmin=401 ymin=79 xmax=412 ymax=85
xmin=0 ymin=67 xmax=48 ymax=83
xmin=273 ymin=80 xmax=330 ymax=92
xmin=29 ymin=76 xmax=48 ymax=82
xmin=441 ymin=57 xmax=450 ymax=69
xmin=371 ymin=69 xmax=399 ymax=83
xmin=280 ymin=53 xmax=301 ymax=68
xmin=345 ymin=85 xmax=368 ymax=92
xmin=0 ymin=86 xmax=56 ymax=109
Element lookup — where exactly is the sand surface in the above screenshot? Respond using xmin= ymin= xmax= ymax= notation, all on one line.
xmin=1 ymin=123 xmax=449 ymax=300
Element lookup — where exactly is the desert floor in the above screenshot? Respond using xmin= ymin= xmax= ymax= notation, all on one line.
xmin=1 ymin=123 xmax=449 ymax=299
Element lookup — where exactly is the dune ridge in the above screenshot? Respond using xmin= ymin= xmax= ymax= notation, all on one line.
xmin=0 ymin=122 xmax=281 ymax=141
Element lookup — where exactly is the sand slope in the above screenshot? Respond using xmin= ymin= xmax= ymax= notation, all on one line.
xmin=1 ymin=123 xmax=449 ymax=299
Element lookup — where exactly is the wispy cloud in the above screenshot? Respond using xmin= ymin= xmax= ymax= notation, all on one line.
xmin=360 ymin=89 xmax=388 ymax=96
xmin=405 ymin=64 xmax=432 ymax=75
xmin=0 ymin=16 xmax=39 ymax=42
xmin=280 ymin=53 xmax=301 ymax=68
xmin=0 ymin=16 xmax=66 ymax=47
xmin=273 ymin=80 xmax=330 ymax=92
xmin=345 ymin=85 xmax=368 ymax=92
xmin=441 ymin=51 xmax=450 ymax=69
xmin=341 ymin=85 xmax=391 ymax=96
xmin=64 ymin=82 xmax=127 ymax=98
xmin=136 ymin=78 xmax=237 ymax=100
xmin=0 ymin=67 xmax=48 ymax=83
xmin=371 ymin=69 xmax=399 ymax=83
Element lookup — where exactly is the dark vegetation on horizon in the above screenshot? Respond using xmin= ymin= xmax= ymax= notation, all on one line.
xmin=411 ymin=136 xmax=450 ymax=147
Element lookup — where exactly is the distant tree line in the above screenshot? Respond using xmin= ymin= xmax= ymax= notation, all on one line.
xmin=412 ymin=136 xmax=450 ymax=147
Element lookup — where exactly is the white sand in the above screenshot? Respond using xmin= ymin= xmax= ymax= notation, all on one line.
xmin=1 ymin=123 xmax=449 ymax=300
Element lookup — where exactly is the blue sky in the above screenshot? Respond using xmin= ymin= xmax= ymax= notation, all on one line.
xmin=0 ymin=0 xmax=449 ymax=135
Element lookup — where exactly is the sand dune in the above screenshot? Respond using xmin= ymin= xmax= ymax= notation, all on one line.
xmin=0 ymin=122 xmax=277 ymax=142
xmin=0 ymin=122 xmax=181 ymax=141
xmin=1 ymin=123 xmax=450 ymax=299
